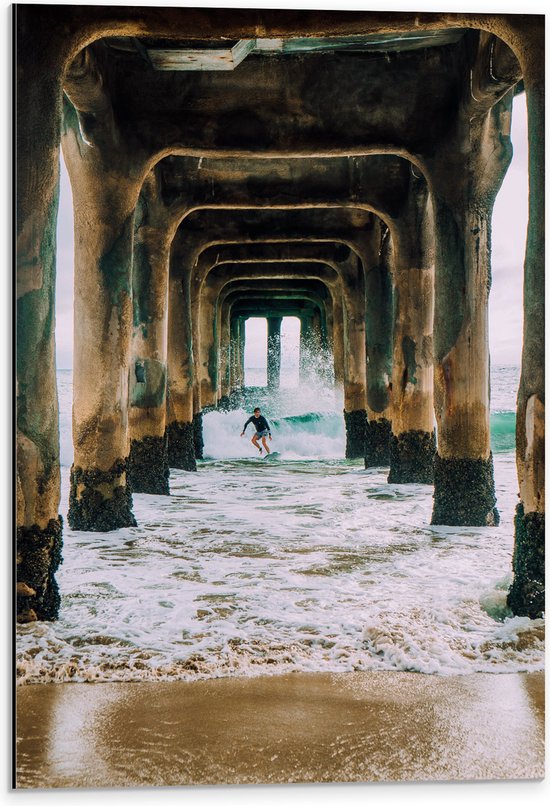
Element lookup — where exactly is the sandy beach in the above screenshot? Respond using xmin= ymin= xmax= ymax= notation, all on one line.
xmin=16 ymin=670 xmax=544 ymax=789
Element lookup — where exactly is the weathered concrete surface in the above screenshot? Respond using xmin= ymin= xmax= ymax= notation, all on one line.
xmin=389 ymin=431 xmax=436 ymax=486
xmin=507 ymin=505 xmax=544 ymax=619
xmin=508 ymin=35 xmax=545 ymax=618
xmin=128 ymin=434 xmax=170 ymax=496
xmin=388 ymin=174 xmax=435 ymax=484
xmin=364 ymin=221 xmax=393 ymax=469
xmin=157 ymin=152 xmax=413 ymax=220
xmin=143 ymin=150 xmax=413 ymax=423
xmin=229 ymin=317 xmax=244 ymax=396
xmin=267 ymin=317 xmax=282 ymax=389
xmin=175 ymin=208 xmax=378 ymax=427
xmin=128 ymin=172 xmax=171 ymax=495
xmin=15 ymin=5 xmax=543 ymax=63
xmin=365 ymin=418 xmax=392 ymax=468
xmin=16 ymin=518 xmax=63 ymax=624
xmin=68 ymin=461 xmax=136 ymax=532
xmin=166 ymin=420 xmax=196 ymax=472
xmin=16 ymin=17 xmax=68 ymax=621
xmin=217 ymin=306 xmax=233 ymax=402
xmin=432 ymin=454 xmax=499 ymax=527
xmin=166 ymin=274 xmax=196 ymax=471
xmin=140 ymin=150 xmax=415 ymax=416
xmin=193 ymin=412 xmax=205 ymax=461
xmin=78 ymin=29 xmax=503 ymax=162
xmin=365 ymin=221 xmax=393 ymax=427
xmin=344 ymin=409 xmax=367 ymax=460
xmin=429 ymin=83 xmax=517 ymax=525
xmin=62 ymin=53 xmax=141 ymax=531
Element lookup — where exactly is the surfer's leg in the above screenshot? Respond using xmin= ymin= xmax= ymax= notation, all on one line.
xmin=262 ymin=437 xmax=270 ymax=454
xmin=251 ymin=434 xmax=261 ymax=453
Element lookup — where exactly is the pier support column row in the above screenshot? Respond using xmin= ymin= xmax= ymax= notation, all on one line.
xmin=507 ymin=45 xmax=545 ymax=618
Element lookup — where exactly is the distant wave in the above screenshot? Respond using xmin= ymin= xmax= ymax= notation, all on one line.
xmin=491 ymin=410 xmax=516 ymax=454
xmin=271 ymin=411 xmax=339 ymax=429
xmin=272 ymin=410 xmax=517 ymax=455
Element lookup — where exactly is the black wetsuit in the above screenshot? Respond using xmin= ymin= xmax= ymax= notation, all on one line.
xmin=243 ymin=415 xmax=271 ymax=436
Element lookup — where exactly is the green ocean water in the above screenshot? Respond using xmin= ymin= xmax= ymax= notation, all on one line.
xmin=490 ymin=411 xmax=516 ymax=453
xmin=273 ymin=410 xmax=516 ymax=454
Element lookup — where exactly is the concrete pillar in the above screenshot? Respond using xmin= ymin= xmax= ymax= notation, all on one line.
xmin=229 ymin=317 xmax=242 ymax=395
xmin=197 ymin=284 xmax=219 ymax=409
xmin=364 ymin=224 xmax=393 ymax=467
xmin=16 ymin=40 xmax=64 ymax=621
xmin=193 ymin=411 xmax=205 ymax=461
xmin=217 ymin=305 xmax=233 ymax=407
xmin=166 ymin=271 xmax=196 ymax=471
xmin=310 ymin=306 xmax=333 ymax=386
xmin=388 ymin=177 xmax=436 ymax=484
xmin=68 ymin=190 xmax=138 ymax=529
xmin=62 ymin=84 xmax=140 ymax=530
xmin=342 ymin=278 xmax=367 ymax=459
xmin=507 ymin=43 xmax=545 ymax=618
xmin=301 ymin=303 xmax=339 ymax=394
xmin=430 ymin=93 xmax=514 ymax=526
xmin=318 ymin=300 xmax=334 ymax=386
xmin=128 ymin=178 xmax=170 ymax=495
xmin=311 ymin=308 xmax=323 ymax=351
xmin=331 ymin=293 xmax=345 ymax=388
xmin=267 ymin=316 xmax=282 ymax=389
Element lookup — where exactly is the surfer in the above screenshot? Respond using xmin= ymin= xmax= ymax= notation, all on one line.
xmin=241 ymin=407 xmax=272 ymax=455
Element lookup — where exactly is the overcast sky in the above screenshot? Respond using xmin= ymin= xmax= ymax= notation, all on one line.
xmin=54 ymin=95 xmax=528 ymax=371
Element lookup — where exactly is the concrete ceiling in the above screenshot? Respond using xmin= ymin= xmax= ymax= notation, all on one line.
xmin=104 ymin=28 xmax=467 ymax=71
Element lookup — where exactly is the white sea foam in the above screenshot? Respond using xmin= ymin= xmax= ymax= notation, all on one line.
xmin=17 ymin=398 xmax=544 ymax=684
xmin=20 ymin=368 xmax=542 ymax=685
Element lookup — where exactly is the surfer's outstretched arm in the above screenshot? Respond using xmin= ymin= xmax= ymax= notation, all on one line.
xmin=240 ymin=416 xmax=253 ymax=437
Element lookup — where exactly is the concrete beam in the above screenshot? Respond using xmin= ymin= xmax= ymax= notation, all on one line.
xmin=84 ymin=31 xmax=517 ymax=164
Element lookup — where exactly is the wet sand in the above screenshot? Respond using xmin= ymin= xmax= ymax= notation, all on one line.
xmin=16 ymin=671 xmax=544 ymax=789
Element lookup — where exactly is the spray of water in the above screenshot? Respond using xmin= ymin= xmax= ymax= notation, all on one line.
xmin=203 ymin=406 xmax=346 ymax=460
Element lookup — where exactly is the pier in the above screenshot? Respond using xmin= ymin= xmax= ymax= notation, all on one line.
xmin=16 ymin=7 xmax=544 ymax=625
